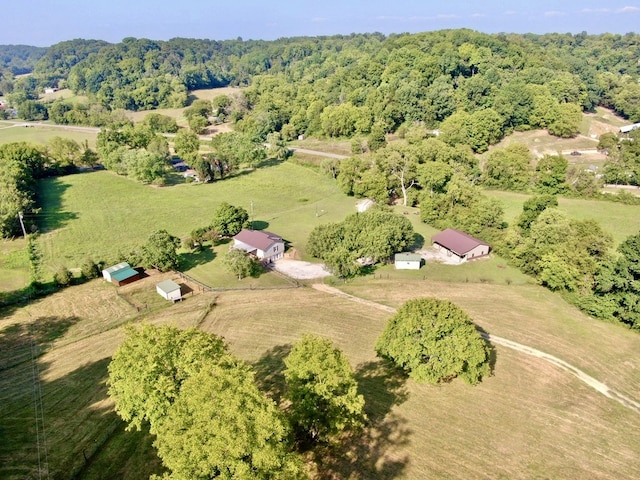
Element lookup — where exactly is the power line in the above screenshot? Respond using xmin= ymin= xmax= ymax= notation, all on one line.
xmin=30 ymin=329 xmax=49 ymax=480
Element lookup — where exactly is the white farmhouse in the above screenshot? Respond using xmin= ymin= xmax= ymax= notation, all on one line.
xmin=232 ymin=229 xmax=285 ymax=263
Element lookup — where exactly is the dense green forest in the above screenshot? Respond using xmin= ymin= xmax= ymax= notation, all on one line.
xmin=1 ymin=30 xmax=640 ymax=125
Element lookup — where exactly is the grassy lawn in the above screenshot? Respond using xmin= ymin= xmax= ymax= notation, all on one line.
xmin=180 ymin=241 xmax=294 ymax=288
xmin=125 ymin=86 xmax=243 ymax=126
xmin=485 ymin=190 xmax=640 ymax=245
xmin=35 ymin=161 xmax=357 ymax=271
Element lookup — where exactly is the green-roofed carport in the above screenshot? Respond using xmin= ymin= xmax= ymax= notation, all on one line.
xmin=109 ymin=266 xmax=141 ymax=286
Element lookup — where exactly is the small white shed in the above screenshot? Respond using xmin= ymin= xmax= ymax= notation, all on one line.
xmin=394 ymin=253 xmax=422 ymax=270
xmin=156 ymin=279 xmax=182 ymax=302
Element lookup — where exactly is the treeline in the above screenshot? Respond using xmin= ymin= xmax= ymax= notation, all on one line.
xmin=2 ymin=30 xmax=640 ymax=132
xmin=0 ymin=140 xmax=98 ymax=237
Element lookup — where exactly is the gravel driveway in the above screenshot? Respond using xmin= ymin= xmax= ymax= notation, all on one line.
xmin=273 ymin=259 xmax=332 ymax=279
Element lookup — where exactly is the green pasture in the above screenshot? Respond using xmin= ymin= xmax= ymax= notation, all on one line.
xmin=34 ymin=161 xmax=358 ymax=272
xmin=0 ymin=238 xmax=29 ymax=292
xmin=289 ymin=137 xmax=353 ymax=156
xmin=0 ymin=124 xmax=98 ymax=149
xmin=485 ymin=190 xmax=640 ymax=245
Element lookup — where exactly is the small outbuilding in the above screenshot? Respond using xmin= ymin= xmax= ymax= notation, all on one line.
xmin=102 ymin=262 xmax=141 ymax=286
xmin=232 ymin=229 xmax=285 ymax=263
xmin=156 ymin=279 xmax=182 ymax=302
xmin=394 ymin=252 xmax=422 ymax=270
xmin=432 ymin=229 xmax=490 ymax=263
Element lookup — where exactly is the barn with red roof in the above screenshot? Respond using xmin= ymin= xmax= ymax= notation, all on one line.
xmin=431 ymin=229 xmax=490 ymax=263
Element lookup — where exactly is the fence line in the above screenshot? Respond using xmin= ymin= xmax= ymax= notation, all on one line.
xmin=176 ymin=268 xmax=301 ymax=293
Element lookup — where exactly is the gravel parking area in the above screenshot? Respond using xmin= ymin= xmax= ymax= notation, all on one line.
xmin=416 ymin=246 xmax=464 ymax=265
xmin=273 ymin=259 xmax=332 ymax=279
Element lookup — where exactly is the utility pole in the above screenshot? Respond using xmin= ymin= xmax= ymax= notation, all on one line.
xmin=18 ymin=212 xmax=28 ymax=237
xmin=250 ymin=201 xmax=254 ymax=230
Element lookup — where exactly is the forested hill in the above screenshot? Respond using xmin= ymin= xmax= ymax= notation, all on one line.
xmin=2 ymin=30 xmax=640 ymax=129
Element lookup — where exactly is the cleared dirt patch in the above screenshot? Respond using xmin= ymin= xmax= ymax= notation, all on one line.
xmin=273 ymin=259 xmax=331 ymax=279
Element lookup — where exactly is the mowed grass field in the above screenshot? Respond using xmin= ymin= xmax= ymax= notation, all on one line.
xmin=485 ymin=190 xmax=640 ymax=246
xmin=0 ymin=123 xmax=98 ymax=149
xmin=2 ymin=273 xmax=639 ymax=479
xmin=33 ymin=161 xmax=358 ymax=281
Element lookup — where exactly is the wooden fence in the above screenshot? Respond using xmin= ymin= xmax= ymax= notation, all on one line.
xmin=176 ymin=268 xmax=301 ymax=293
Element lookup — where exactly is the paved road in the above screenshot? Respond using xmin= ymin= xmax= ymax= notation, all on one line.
xmin=312 ymin=283 xmax=640 ymax=415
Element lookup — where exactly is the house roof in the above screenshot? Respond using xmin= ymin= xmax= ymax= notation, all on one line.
xmin=432 ymin=229 xmax=489 ymax=256
xmin=157 ymin=279 xmax=181 ymax=294
xmin=621 ymin=123 xmax=640 ymax=133
xmin=394 ymin=252 xmax=422 ymax=262
xmin=233 ymin=229 xmax=283 ymax=251
xmin=110 ymin=266 xmax=139 ymax=282
xmin=102 ymin=262 xmax=130 ymax=275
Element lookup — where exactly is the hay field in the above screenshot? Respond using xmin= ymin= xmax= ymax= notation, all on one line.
xmin=1 ymin=275 xmax=640 ymax=479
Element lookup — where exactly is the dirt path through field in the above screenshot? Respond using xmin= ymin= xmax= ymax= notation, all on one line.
xmin=311 ymin=283 xmax=640 ymax=415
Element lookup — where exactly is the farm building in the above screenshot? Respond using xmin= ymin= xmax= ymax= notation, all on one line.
xmin=156 ymin=279 xmax=182 ymax=302
xmin=394 ymin=252 xmax=422 ymax=270
xmin=432 ymin=229 xmax=490 ymax=263
xmin=101 ymin=262 xmax=141 ymax=286
xmin=620 ymin=123 xmax=640 ymax=134
xmin=232 ymin=229 xmax=285 ymax=263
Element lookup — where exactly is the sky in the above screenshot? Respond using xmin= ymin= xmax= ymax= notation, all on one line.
xmin=3 ymin=1 xmax=640 ymax=46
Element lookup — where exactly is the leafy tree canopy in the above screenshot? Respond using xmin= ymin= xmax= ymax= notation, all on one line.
xmin=140 ymin=229 xmax=181 ymax=272
xmin=154 ymin=362 xmax=306 ymax=480
xmin=211 ymin=202 xmax=249 ymax=237
xmin=284 ymin=335 xmax=366 ymax=443
xmin=375 ymin=298 xmax=491 ymax=385
xmin=107 ymin=324 xmax=231 ymax=432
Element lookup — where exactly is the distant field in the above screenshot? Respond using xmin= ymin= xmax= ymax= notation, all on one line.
xmin=0 ymin=124 xmax=98 ymax=148
xmin=485 ymin=190 xmax=640 ymax=245
xmin=289 ymin=137 xmax=353 ymax=156
xmin=125 ymin=86 xmax=243 ymax=125
xmin=39 ymin=88 xmax=89 ymax=104
xmin=2 ymin=275 xmax=640 ymax=479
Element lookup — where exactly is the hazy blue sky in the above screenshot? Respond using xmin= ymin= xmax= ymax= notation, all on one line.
xmin=4 ymin=1 xmax=640 ymax=46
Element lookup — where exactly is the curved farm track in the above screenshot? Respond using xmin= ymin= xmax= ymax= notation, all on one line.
xmin=311 ymin=283 xmax=640 ymax=415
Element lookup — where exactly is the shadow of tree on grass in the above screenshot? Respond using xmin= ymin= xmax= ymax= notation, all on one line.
xmin=179 ymin=246 xmax=216 ymax=270
xmin=252 ymin=343 xmax=292 ymax=406
xmin=310 ymin=359 xmax=411 ymax=479
xmin=0 ymin=315 xmax=81 ymax=371
xmin=253 ymin=347 xmax=411 ymax=479
xmin=36 ymin=177 xmax=78 ymax=233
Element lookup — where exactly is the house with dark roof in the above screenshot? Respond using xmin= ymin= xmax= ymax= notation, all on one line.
xmin=101 ymin=262 xmax=141 ymax=286
xmin=431 ymin=229 xmax=490 ymax=263
xmin=232 ymin=229 xmax=285 ymax=263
